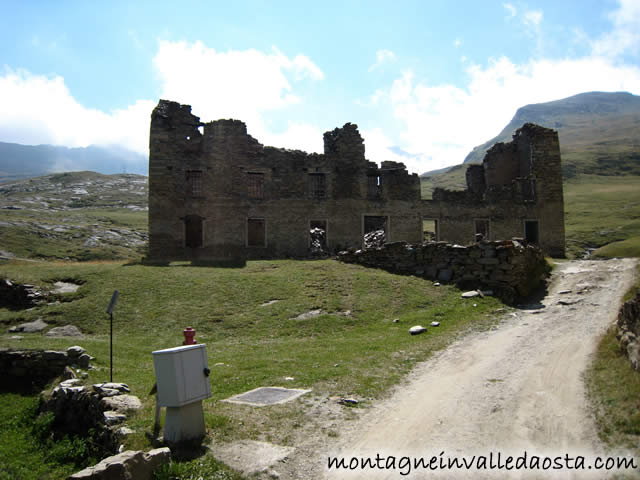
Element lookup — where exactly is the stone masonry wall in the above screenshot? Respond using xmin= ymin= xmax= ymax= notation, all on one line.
xmin=617 ymin=291 xmax=640 ymax=371
xmin=338 ymin=239 xmax=549 ymax=304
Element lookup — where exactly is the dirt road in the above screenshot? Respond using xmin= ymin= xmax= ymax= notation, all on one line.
xmin=281 ymin=259 xmax=637 ymax=479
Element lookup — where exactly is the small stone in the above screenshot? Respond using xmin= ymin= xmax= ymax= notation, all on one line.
xmin=284 ymin=377 xmax=294 ymax=381
xmin=430 ymin=321 xmax=440 ymax=327
xmin=338 ymin=398 xmax=359 ymax=405
xmin=461 ymin=290 xmax=480 ymax=298
xmin=558 ymin=289 xmax=572 ymax=295
xmin=66 ymin=345 xmax=86 ymax=358
xmin=97 ymin=382 xmax=131 ymax=393
xmin=104 ymin=410 xmax=127 ymax=425
xmin=60 ymin=379 xmax=83 ymax=388
xmin=409 ymin=325 xmax=427 ymax=335
xmin=117 ymin=426 xmax=134 ymax=437
xmin=10 ymin=335 xmax=23 ymax=340
xmin=46 ymin=324 xmax=83 ymax=337
xmin=101 ymin=395 xmax=142 ymax=413
xmin=8 ymin=318 xmax=48 ymax=333
xmin=77 ymin=353 xmax=91 ymax=368
xmin=433 ymin=282 xmax=440 ymax=286
xmin=392 ymin=318 xmax=400 ymax=323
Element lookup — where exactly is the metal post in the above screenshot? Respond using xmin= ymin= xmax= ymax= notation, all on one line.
xmin=110 ymin=312 xmax=113 ymax=382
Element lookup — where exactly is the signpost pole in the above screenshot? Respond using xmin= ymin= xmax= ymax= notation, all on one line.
xmin=106 ymin=290 xmax=119 ymax=384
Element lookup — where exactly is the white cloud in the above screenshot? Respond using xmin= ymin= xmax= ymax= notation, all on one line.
xmin=454 ymin=38 xmax=462 ymax=48
xmin=369 ymin=49 xmax=395 ymax=72
xmin=503 ymin=3 xmax=517 ymax=17
xmin=0 ymin=68 xmax=154 ymax=155
xmin=370 ymin=56 xmax=640 ymax=173
xmin=0 ymin=43 xmax=325 ymax=161
xmin=153 ymin=41 xmax=325 ymax=144
xmin=524 ymin=9 xmax=543 ymax=27
xmin=592 ymin=0 xmax=640 ymax=57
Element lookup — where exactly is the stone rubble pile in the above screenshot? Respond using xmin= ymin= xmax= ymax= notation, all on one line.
xmin=69 ymin=448 xmax=171 ymax=480
xmin=617 ymin=291 xmax=640 ymax=371
xmin=0 ymin=278 xmax=45 ymax=309
xmin=338 ymin=239 xmax=549 ymax=304
xmin=309 ymin=227 xmax=327 ymax=255
xmin=364 ymin=229 xmax=386 ymax=249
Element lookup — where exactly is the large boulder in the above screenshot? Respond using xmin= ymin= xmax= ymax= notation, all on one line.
xmin=68 ymin=448 xmax=171 ymax=480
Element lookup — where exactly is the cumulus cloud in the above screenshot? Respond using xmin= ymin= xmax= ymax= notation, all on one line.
xmin=503 ymin=3 xmax=517 ymax=18
xmin=369 ymin=49 xmax=396 ymax=72
xmin=592 ymin=0 xmax=640 ymax=57
xmin=367 ymin=55 xmax=640 ymax=173
xmin=153 ymin=41 xmax=325 ymax=149
xmin=0 ymin=68 xmax=154 ymax=154
xmin=0 ymin=43 xmax=326 ymax=159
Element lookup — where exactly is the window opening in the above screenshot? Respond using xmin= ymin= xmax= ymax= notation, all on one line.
xmin=247 ymin=172 xmax=264 ymax=199
xmin=363 ymin=215 xmax=387 ymax=248
xmin=184 ymin=215 xmax=203 ymax=248
xmin=186 ymin=170 xmax=202 ymax=196
xmin=524 ymin=220 xmax=539 ymax=244
xmin=423 ymin=218 xmax=438 ymax=242
xmin=522 ymin=178 xmax=537 ymax=202
xmin=309 ymin=220 xmax=327 ymax=255
xmin=247 ymin=218 xmax=266 ymax=247
xmin=474 ymin=219 xmax=490 ymax=242
xmin=368 ymin=175 xmax=382 ymax=198
xmin=308 ymin=173 xmax=327 ymax=199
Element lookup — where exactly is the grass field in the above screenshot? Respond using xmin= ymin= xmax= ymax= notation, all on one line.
xmin=0 ymin=258 xmax=504 ymax=478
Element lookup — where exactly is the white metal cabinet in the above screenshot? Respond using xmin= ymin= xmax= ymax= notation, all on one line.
xmin=152 ymin=344 xmax=211 ymax=407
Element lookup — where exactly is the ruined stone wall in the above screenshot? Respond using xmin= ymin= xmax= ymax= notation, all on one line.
xmin=149 ymin=100 xmax=565 ymax=261
xmin=148 ymin=100 xmax=422 ymax=262
xmin=338 ymin=239 xmax=549 ymax=304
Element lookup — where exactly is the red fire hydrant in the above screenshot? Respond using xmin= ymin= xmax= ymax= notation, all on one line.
xmin=183 ymin=327 xmax=197 ymax=345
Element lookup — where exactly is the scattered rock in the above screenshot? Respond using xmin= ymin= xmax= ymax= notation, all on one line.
xmin=392 ymin=318 xmax=400 ymax=323
xmin=46 ymin=324 xmax=83 ymax=337
xmin=77 ymin=353 xmax=92 ymax=368
xmin=433 ymin=282 xmax=440 ymax=286
xmin=60 ymin=379 xmax=83 ymax=388
xmin=10 ymin=335 xmax=23 ymax=340
xmin=101 ymin=394 xmax=142 ymax=413
xmin=558 ymin=299 xmax=582 ymax=306
xmin=260 ymin=300 xmax=280 ymax=307
xmin=104 ymin=411 xmax=127 ymax=425
xmin=284 ymin=377 xmax=294 ymax=381
xmin=292 ymin=309 xmax=324 ymax=320
xmin=338 ymin=398 xmax=359 ymax=405
xmin=68 ymin=448 xmax=171 ymax=480
xmin=8 ymin=318 xmax=49 ymax=333
xmin=558 ymin=289 xmax=572 ymax=295
xmin=52 ymin=281 xmax=80 ymax=294
xmin=430 ymin=321 xmax=440 ymax=327
xmin=461 ymin=290 xmax=481 ymax=298
xmin=409 ymin=325 xmax=427 ymax=335
xmin=67 ymin=345 xmax=86 ymax=358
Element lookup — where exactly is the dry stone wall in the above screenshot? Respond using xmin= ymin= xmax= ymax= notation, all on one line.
xmin=617 ymin=291 xmax=640 ymax=370
xmin=338 ymin=239 xmax=549 ymax=304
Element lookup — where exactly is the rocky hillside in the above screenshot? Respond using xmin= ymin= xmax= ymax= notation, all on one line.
xmin=0 ymin=171 xmax=148 ymax=261
xmin=462 ymin=91 xmax=640 ymax=178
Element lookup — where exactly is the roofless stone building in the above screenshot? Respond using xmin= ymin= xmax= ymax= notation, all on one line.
xmin=148 ymin=100 xmax=565 ymax=263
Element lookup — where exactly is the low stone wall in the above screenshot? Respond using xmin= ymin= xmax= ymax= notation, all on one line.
xmin=617 ymin=291 xmax=640 ymax=370
xmin=338 ymin=239 xmax=549 ymax=303
xmin=0 ymin=347 xmax=90 ymax=391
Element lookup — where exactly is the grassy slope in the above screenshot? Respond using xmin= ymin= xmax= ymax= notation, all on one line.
xmin=0 ymin=259 xmax=504 ymax=478
xmin=585 ymin=265 xmax=640 ymax=466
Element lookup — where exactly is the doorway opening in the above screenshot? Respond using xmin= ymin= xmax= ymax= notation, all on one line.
xmin=363 ymin=215 xmax=388 ymax=248
xmin=184 ymin=215 xmax=204 ymax=248
xmin=524 ymin=220 xmax=539 ymax=244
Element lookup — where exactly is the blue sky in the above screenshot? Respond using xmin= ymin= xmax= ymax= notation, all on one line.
xmin=1 ymin=0 xmax=639 ymax=173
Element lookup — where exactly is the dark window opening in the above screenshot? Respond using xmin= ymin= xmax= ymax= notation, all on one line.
xmin=475 ymin=219 xmax=490 ymax=242
xmin=309 ymin=220 xmax=327 ymax=254
xmin=368 ymin=175 xmax=382 ymax=198
xmin=186 ymin=170 xmax=202 ymax=196
xmin=423 ymin=218 xmax=438 ymax=242
xmin=308 ymin=173 xmax=327 ymax=199
xmin=248 ymin=172 xmax=264 ymax=199
xmin=185 ymin=215 xmax=203 ymax=249
xmin=247 ymin=218 xmax=266 ymax=247
xmin=524 ymin=220 xmax=539 ymax=244
xmin=522 ymin=178 xmax=537 ymax=202
xmin=364 ymin=215 xmax=388 ymax=248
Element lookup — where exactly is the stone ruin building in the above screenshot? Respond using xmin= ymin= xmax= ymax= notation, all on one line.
xmin=148 ymin=100 xmax=565 ymax=263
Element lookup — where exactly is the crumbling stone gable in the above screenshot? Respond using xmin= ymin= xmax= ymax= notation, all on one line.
xmin=148 ymin=100 xmax=565 ymax=262
xmin=426 ymin=123 xmax=565 ymax=257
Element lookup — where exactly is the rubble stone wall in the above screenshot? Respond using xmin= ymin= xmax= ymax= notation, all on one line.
xmin=0 ymin=348 xmax=74 ymax=390
xmin=617 ymin=291 xmax=640 ymax=371
xmin=148 ymin=101 xmax=565 ymax=263
xmin=338 ymin=239 xmax=549 ymax=303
